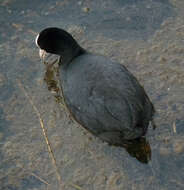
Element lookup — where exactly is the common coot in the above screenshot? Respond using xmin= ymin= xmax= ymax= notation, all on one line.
xmin=36 ymin=27 xmax=155 ymax=146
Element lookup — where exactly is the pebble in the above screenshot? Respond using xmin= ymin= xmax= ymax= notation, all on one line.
xmin=82 ymin=7 xmax=90 ymax=13
xmin=173 ymin=139 xmax=184 ymax=154
xmin=158 ymin=56 xmax=167 ymax=63
xmin=159 ymin=146 xmax=171 ymax=156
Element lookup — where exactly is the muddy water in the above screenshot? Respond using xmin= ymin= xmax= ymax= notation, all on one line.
xmin=0 ymin=0 xmax=184 ymax=189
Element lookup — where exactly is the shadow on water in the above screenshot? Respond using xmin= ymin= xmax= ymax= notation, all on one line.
xmin=0 ymin=0 xmax=174 ymax=41
xmin=76 ymin=0 xmax=174 ymax=40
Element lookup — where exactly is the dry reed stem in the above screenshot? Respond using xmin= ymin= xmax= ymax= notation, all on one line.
xmin=17 ymin=79 xmax=63 ymax=189
xmin=30 ymin=172 xmax=50 ymax=185
xmin=69 ymin=183 xmax=84 ymax=190
xmin=19 ymin=166 xmax=50 ymax=185
xmin=172 ymin=122 xmax=177 ymax=133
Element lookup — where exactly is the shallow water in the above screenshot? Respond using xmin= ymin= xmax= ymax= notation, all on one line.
xmin=0 ymin=0 xmax=184 ymax=189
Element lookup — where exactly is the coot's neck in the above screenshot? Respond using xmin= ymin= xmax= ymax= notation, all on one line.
xmin=59 ymin=45 xmax=86 ymax=66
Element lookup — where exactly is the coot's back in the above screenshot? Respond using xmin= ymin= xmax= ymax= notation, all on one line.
xmin=60 ymin=53 xmax=154 ymax=145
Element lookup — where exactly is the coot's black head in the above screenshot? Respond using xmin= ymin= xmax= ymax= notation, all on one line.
xmin=36 ymin=27 xmax=84 ymax=63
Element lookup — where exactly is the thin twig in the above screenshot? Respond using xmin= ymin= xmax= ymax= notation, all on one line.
xmin=18 ymin=165 xmax=50 ymax=185
xmin=69 ymin=183 xmax=84 ymax=190
xmin=17 ymin=79 xmax=63 ymax=189
xmin=30 ymin=172 xmax=50 ymax=185
xmin=172 ymin=122 xmax=177 ymax=133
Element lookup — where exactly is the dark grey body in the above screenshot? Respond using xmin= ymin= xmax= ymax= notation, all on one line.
xmin=60 ymin=53 xmax=154 ymax=145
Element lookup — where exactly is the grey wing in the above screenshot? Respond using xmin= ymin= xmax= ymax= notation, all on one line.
xmin=61 ymin=55 xmax=154 ymax=140
xmin=64 ymin=85 xmax=136 ymax=139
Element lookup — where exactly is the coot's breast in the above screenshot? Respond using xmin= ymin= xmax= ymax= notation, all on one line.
xmin=59 ymin=54 xmax=153 ymax=141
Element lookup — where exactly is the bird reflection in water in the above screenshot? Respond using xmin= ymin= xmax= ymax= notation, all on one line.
xmin=42 ymin=55 xmax=63 ymax=104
